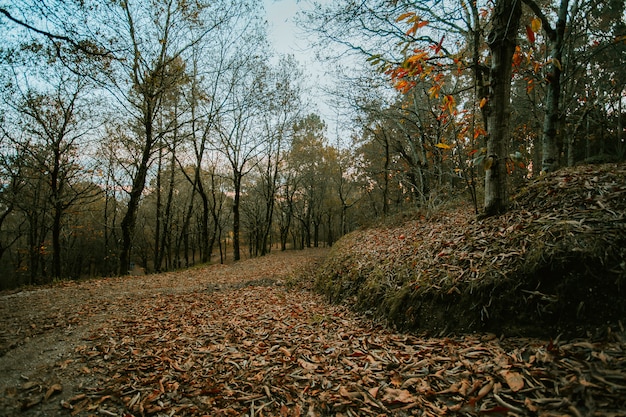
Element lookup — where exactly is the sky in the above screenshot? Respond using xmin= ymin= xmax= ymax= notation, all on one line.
xmin=263 ymin=0 xmax=347 ymax=141
xmin=264 ymin=0 xmax=307 ymax=55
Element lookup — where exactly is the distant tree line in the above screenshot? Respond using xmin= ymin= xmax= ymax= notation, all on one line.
xmin=0 ymin=0 xmax=624 ymax=288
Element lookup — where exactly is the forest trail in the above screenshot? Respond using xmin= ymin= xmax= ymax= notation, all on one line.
xmin=1 ymin=248 xmax=624 ymax=416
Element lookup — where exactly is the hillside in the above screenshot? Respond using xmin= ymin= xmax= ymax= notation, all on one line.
xmin=316 ymin=163 xmax=626 ymax=338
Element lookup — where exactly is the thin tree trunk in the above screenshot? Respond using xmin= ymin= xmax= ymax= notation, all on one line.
xmin=618 ymin=91 xmax=624 ymax=159
xmin=119 ymin=121 xmax=154 ymax=275
xmin=50 ymin=141 xmax=65 ymax=279
xmin=158 ymin=148 xmax=176 ymax=270
xmin=232 ymin=171 xmax=242 ymax=261
xmin=154 ymin=146 xmax=163 ymax=272
xmin=523 ymin=0 xmax=570 ymax=173
xmin=260 ymin=158 xmax=279 ymax=256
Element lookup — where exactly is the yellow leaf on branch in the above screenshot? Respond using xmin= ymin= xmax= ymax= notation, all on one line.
xmin=531 ymin=17 xmax=542 ymax=33
xmin=396 ymin=12 xmax=416 ymax=22
xmin=443 ymin=94 xmax=456 ymax=114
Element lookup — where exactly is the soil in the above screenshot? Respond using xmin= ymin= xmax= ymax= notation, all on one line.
xmin=1 ymin=248 xmax=625 ymax=416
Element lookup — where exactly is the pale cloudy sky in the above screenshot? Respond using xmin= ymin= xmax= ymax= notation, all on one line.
xmin=264 ymin=0 xmax=306 ymax=55
xmin=263 ymin=0 xmax=347 ymax=141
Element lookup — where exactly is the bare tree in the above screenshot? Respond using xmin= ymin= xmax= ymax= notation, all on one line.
xmin=255 ymin=55 xmax=303 ymax=256
xmin=177 ymin=3 xmax=259 ymax=264
xmin=102 ymin=0 xmax=239 ymax=274
xmin=214 ymin=55 xmax=270 ymax=261
xmin=2 ymin=72 xmax=97 ymax=280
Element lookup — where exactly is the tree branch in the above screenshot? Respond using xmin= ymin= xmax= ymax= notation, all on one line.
xmin=0 ymin=7 xmax=112 ymax=58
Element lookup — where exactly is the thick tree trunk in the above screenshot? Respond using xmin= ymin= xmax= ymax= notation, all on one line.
xmin=483 ymin=0 xmax=521 ymax=216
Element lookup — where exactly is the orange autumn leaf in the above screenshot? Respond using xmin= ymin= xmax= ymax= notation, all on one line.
xmin=513 ymin=46 xmax=523 ymax=67
xmin=406 ymin=51 xmax=429 ymax=65
xmin=396 ymin=12 xmax=416 ymax=22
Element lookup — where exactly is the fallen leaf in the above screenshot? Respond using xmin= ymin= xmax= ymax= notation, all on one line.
xmin=381 ymin=388 xmax=417 ymax=404
xmin=500 ymin=370 xmax=524 ymax=392
xmin=44 ymin=383 xmax=62 ymax=401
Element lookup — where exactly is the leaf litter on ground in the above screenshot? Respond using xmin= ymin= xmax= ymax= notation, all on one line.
xmin=1 ymin=246 xmax=625 ymax=415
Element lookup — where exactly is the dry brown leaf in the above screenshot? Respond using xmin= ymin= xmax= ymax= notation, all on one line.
xmin=381 ymin=388 xmax=417 ymax=404
xmin=390 ymin=371 xmax=403 ymax=387
xmin=473 ymin=378 xmax=494 ymax=402
xmin=400 ymin=377 xmax=421 ymax=389
xmin=501 ymin=370 xmax=524 ymax=392
xmin=458 ymin=379 xmax=472 ymax=396
xmin=44 ymin=383 xmax=62 ymax=401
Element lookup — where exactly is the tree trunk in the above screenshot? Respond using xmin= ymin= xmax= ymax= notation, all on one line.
xmin=260 ymin=156 xmax=280 ymax=256
xmin=522 ymin=0 xmax=570 ymax=172
xmin=157 ymin=148 xmax=176 ymax=271
xmin=618 ymin=90 xmax=624 ymax=159
xmin=540 ymin=0 xmax=569 ymax=173
xmin=50 ymin=147 xmax=63 ymax=279
xmin=232 ymin=171 xmax=242 ymax=261
xmin=119 ymin=121 xmax=154 ymax=275
xmin=52 ymin=206 xmax=62 ymax=279
xmin=177 ymin=174 xmax=196 ymax=267
xmin=154 ymin=146 xmax=163 ymax=272
xmin=382 ymin=132 xmax=390 ymax=217
xmin=483 ymin=0 xmax=521 ymax=216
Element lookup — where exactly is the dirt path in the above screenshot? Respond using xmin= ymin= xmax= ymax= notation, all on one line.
xmin=1 ymin=249 xmax=625 ymax=416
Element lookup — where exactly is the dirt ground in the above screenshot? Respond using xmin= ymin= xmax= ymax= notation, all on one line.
xmin=0 ymin=249 xmax=325 ymax=416
xmin=1 ymin=248 xmax=625 ymax=416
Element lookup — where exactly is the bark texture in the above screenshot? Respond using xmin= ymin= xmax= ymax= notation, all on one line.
xmin=483 ymin=0 xmax=522 ymax=216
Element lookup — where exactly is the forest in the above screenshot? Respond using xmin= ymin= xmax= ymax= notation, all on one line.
xmin=0 ymin=0 xmax=624 ymax=289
